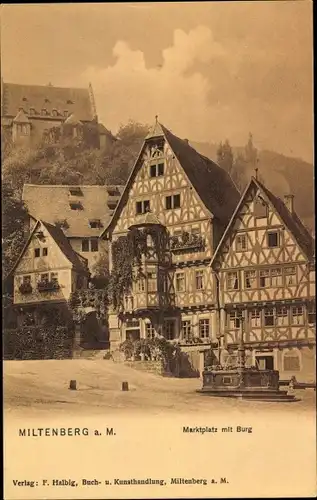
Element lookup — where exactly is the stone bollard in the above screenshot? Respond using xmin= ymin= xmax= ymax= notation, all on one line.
xmin=69 ymin=380 xmax=77 ymax=390
xmin=122 ymin=381 xmax=129 ymax=391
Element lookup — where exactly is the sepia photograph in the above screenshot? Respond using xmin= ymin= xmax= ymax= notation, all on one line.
xmin=2 ymin=1 xmax=316 ymax=499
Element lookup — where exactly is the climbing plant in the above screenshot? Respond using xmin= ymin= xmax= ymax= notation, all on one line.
xmin=108 ymin=226 xmax=165 ymax=311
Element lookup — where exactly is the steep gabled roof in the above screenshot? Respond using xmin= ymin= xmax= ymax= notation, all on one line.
xmin=161 ymin=125 xmax=240 ymax=223
xmin=102 ymin=122 xmax=240 ymax=237
xmin=211 ymin=177 xmax=314 ymax=266
xmin=2 ymin=82 xmax=94 ymax=121
xmin=9 ymin=220 xmax=89 ymax=276
xmin=41 ymin=221 xmax=89 ymax=274
xmin=23 ymin=184 xmax=124 ymax=238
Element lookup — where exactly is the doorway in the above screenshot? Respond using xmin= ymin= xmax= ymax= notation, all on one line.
xmin=255 ymin=355 xmax=274 ymax=370
xmin=126 ymin=329 xmax=140 ymax=342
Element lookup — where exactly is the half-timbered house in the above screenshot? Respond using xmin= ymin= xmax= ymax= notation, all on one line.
xmin=211 ymin=176 xmax=315 ymax=381
xmin=102 ymin=119 xmax=240 ymax=350
xmin=11 ymin=219 xmax=90 ymax=326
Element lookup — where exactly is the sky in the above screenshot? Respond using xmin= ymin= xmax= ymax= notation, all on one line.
xmin=1 ymin=2 xmax=313 ymax=162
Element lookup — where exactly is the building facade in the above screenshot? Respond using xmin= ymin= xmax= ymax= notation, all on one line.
xmin=102 ymin=120 xmax=240 ymax=350
xmin=211 ymin=177 xmax=315 ymax=381
xmin=23 ymin=184 xmax=123 ymax=275
xmin=1 ymin=81 xmax=114 ymax=149
xmin=12 ymin=220 xmax=90 ymax=326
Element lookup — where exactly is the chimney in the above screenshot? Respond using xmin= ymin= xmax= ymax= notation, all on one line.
xmin=284 ymin=194 xmax=295 ymax=214
xmin=184 ymin=138 xmax=189 ymax=145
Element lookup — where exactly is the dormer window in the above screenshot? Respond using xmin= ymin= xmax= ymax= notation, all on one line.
xmin=69 ymin=201 xmax=83 ymax=210
xmin=64 ymin=110 xmax=69 ymax=117
xmin=22 ymin=97 xmax=28 ymax=102
xmin=29 ymin=107 xmax=36 ymax=115
xmin=41 ymin=108 xmax=48 ymax=116
xmin=52 ymin=109 xmax=58 ymax=117
xmin=67 ymin=99 xmax=74 ymax=105
xmin=89 ymin=219 xmax=102 ymax=229
xmin=69 ymin=187 xmax=83 ymax=196
xmin=44 ymin=98 xmax=50 ymax=103
xmin=150 ymin=162 xmax=164 ymax=178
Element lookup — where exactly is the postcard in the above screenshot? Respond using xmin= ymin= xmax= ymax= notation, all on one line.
xmin=2 ymin=2 xmax=316 ymax=499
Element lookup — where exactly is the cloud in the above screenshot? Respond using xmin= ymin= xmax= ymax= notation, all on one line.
xmin=82 ymin=26 xmax=227 ymax=139
xmin=81 ymin=25 xmax=312 ymax=162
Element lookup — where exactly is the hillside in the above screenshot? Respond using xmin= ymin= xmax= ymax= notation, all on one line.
xmin=191 ymin=141 xmax=315 ymax=231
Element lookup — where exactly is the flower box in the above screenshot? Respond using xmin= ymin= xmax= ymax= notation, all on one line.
xmin=19 ymin=283 xmax=33 ymax=295
xmin=37 ymin=281 xmax=60 ymax=292
xmin=170 ymin=232 xmax=205 ymax=252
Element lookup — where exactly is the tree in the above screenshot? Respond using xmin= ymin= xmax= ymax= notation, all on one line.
xmin=217 ymin=139 xmax=234 ymax=176
xmin=2 ymin=181 xmax=29 ymax=279
xmin=244 ymin=132 xmax=258 ymax=168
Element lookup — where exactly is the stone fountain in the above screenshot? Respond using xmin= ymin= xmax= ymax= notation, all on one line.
xmin=197 ymin=319 xmax=299 ymax=402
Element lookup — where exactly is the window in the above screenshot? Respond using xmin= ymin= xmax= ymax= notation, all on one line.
xmin=67 ymin=99 xmax=74 ymax=105
xmin=50 ymin=272 xmax=58 ymax=284
xmin=284 ymin=266 xmax=296 ymax=285
xmin=175 ymin=273 xmax=185 ymax=292
xmin=82 ymin=240 xmax=89 ymax=252
xmin=136 ymin=200 xmax=150 ymax=214
xmin=245 ymin=270 xmax=257 ymax=289
xmin=227 ymin=271 xmax=239 ymax=290
xmin=34 ymin=248 xmax=40 ymax=258
xmin=22 ymin=275 xmax=31 ymax=285
xmin=42 ymin=248 xmax=48 ymax=257
xmin=236 ymin=234 xmax=247 ymax=251
xmin=69 ymin=187 xmax=83 ymax=196
xmin=165 ymin=194 xmax=181 ymax=210
xmin=229 ymin=310 xmax=242 ymax=329
xmin=41 ymin=108 xmax=47 ymax=115
xmin=267 ymin=231 xmax=279 ymax=248
xmin=271 ymin=268 xmax=282 ymax=286
xmin=181 ymin=320 xmax=192 ymax=340
xmin=264 ymin=308 xmax=275 ymax=326
xmin=41 ymin=273 xmax=49 ymax=283
xmin=90 ymin=239 xmax=99 ymax=252
xmin=147 ymin=272 xmax=157 ymax=292
xmin=284 ymin=352 xmax=300 ymax=371
xmin=291 ymin=306 xmax=304 ymax=325
xmin=52 ymin=109 xmax=58 ymax=117
xmin=195 ymin=270 xmax=204 ymax=290
xmin=69 ymin=202 xmax=83 ymax=210
xmin=29 ymin=108 xmax=36 ymax=115
xmin=146 ymin=323 xmax=156 ymax=339
xmin=137 ymin=278 xmax=145 ymax=292
xmin=276 ymin=306 xmax=288 ymax=326
xmin=89 ymin=219 xmax=101 ymax=229
xmin=259 ymin=269 xmax=270 ymax=288
xmin=150 ymin=162 xmax=164 ymax=177
xmin=254 ymin=197 xmax=267 ymax=218
xmin=307 ymin=303 xmax=316 ymax=325
xmin=199 ymin=319 xmax=210 ymax=339
xmin=64 ymin=110 xmax=69 ymax=117
xmin=250 ymin=309 xmax=261 ymax=327
xmin=164 ymin=320 xmax=176 ymax=340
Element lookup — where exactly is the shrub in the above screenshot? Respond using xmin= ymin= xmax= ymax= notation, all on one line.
xmin=3 ymin=326 xmax=73 ymax=360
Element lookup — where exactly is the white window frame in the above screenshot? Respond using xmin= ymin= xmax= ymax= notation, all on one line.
xmin=245 ymin=270 xmax=257 ymax=289
xmin=291 ymin=306 xmax=304 ymax=325
xmin=236 ymin=234 xmax=247 ymax=252
xmin=276 ymin=306 xmax=289 ymax=326
xmin=175 ymin=272 xmax=186 ymax=292
xmin=145 ymin=322 xmax=156 ymax=339
xmin=195 ymin=270 xmax=205 ymax=290
xmin=227 ymin=271 xmax=239 ymax=290
xmin=250 ymin=309 xmax=261 ymax=327
xmin=181 ymin=320 xmax=192 ymax=340
xmin=199 ymin=319 xmax=210 ymax=339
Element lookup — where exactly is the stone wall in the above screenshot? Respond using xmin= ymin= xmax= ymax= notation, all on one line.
xmin=124 ymin=360 xmax=165 ymax=376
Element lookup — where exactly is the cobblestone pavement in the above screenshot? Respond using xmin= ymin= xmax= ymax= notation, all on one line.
xmin=4 ymin=359 xmax=316 ymax=417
